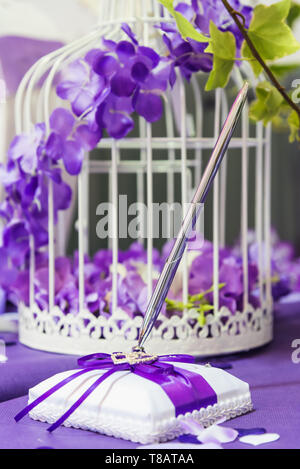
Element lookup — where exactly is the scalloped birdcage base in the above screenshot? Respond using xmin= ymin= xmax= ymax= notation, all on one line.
xmin=18 ymin=302 xmax=273 ymax=357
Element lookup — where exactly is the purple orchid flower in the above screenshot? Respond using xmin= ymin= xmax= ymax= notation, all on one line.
xmin=7 ymin=123 xmax=46 ymax=175
xmin=56 ymin=59 xmax=110 ymax=121
xmin=45 ymin=107 xmax=101 ymax=175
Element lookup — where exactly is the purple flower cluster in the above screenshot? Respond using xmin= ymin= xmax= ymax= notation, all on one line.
xmin=57 ymin=23 xmax=171 ymax=141
xmin=0 ymin=235 xmax=267 ymax=318
xmin=0 ymin=118 xmax=73 ymax=263
xmin=0 ymin=227 xmax=299 ymax=320
xmin=232 ymin=228 xmax=299 ymax=303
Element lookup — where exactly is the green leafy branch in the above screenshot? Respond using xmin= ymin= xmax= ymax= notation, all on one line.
xmin=165 ymin=283 xmax=225 ymax=326
xmin=221 ymin=0 xmax=300 ymax=138
xmin=158 ymin=0 xmax=300 ymax=141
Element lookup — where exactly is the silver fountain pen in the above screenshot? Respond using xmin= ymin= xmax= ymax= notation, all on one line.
xmin=137 ymin=82 xmax=249 ymax=351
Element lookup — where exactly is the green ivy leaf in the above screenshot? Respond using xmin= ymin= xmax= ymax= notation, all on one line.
xmin=270 ymin=100 xmax=291 ymax=129
xmin=287 ymin=1 xmax=300 ymax=27
xmin=205 ymin=22 xmax=236 ymax=91
xmin=158 ymin=0 xmax=208 ymax=42
xmin=241 ymin=0 xmax=300 ymax=76
xmin=288 ymin=110 xmax=300 ymax=142
xmin=269 ymin=63 xmax=300 ymax=79
xmin=241 ymin=44 xmax=263 ymax=77
xmin=249 ymin=81 xmax=284 ymax=124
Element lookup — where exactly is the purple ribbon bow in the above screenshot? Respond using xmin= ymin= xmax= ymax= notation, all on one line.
xmin=15 ymin=353 xmax=217 ymax=432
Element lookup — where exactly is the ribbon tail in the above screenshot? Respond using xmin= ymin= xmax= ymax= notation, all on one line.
xmin=158 ymin=355 xmax=196 ymax=364
xmin=47 ymin=367 xmax=117 ymax=433
xmin=15 ymin=368 xmax=91 ymax=423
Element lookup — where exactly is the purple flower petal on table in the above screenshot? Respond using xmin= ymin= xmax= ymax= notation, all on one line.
xmin=198 ymin=424 xmax=238 ymax=444
xmin=134 ymin=92 xmax=163 ymax=122
xmin=180 ymin=417 xmax=237 ymax=445
xmin=239 ymin=433 xmax=280 ymax=446
xmin=235 ymin=428 xmax=266 ymax=437
xmin=63 ymin=140 xmax=85 ymax=175
xmin=178 ymin=434 xmax=201 ymax=444
xmin=180 ymin=417 xmax=204 ymax=435
xmin=49 ymin=108 xmax=75 ymax=138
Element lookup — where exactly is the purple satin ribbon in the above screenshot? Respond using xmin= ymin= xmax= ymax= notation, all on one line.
xmin=15 ymin=353 xmax=217 ymax=432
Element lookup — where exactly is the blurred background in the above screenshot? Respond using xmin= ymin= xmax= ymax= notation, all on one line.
xmin=0 ymin=0 xmax=299 ymax=254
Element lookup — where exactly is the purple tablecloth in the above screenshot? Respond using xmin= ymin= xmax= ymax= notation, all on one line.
xmin=0 ymin=341 xmax=78 ymax=403
xmin=0 ymin=309 xmax=299 ymax=449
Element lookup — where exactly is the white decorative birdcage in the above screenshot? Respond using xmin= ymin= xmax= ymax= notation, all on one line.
xmin=16 ymin=0 xmax=273 ymax=356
